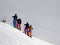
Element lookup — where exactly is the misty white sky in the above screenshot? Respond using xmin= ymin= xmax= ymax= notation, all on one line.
xmin=0 ymin=0 xmax=60 ymax=45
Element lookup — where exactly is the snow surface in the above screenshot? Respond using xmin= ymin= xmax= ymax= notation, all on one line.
xmin=0 ymin=22 xmax=54 ymax=45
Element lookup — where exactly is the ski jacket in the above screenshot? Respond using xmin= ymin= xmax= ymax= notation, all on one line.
xmin=12 ymin=15 xmax=18 ymax=20
xmin=17 ymin=19 xmax=22 ymax=24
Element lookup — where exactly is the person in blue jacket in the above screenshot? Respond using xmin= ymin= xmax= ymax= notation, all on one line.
xmin=12 ymin=14 xmax=18 ymax=28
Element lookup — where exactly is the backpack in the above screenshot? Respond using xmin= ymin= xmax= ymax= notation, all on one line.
xmin=29 ymin=25 xmax=33 ymax=30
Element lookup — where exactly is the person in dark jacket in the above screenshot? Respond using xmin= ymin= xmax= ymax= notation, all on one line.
xmin=24 ymin=22 xmax=29 ymax=35
xmin=17 ymin=18 xmax=22 ymax=30
xmin=12 ymin=14 xmax=18 ymax=28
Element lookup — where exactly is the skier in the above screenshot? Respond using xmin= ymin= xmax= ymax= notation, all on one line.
xmin=28 ymin=25 xmax=33 ymax=38
xmin=17 ymin=18 xmax=22 ymax=30
xmin=24 ymin=22 xmax=29 ymax=35
xmin=12 ymin=14 xmax=18 ymax=28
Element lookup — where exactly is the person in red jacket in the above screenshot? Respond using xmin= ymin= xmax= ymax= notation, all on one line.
xmin=17 ymin=18 xmax=22 ymax=30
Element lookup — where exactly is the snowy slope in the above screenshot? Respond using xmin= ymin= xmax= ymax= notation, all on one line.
xmin=0 ymin=22 xmax=54 ymax=45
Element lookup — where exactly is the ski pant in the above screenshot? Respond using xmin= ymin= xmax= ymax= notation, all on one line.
xmin=28 ymin=30 xmax=32 ymax=37
xmin=13 ymin=20 xmax=17 ymax=28
xmin=24 ymin=28 xmax=28 ymax=35
xmin=17 ymin=23 xmax=21 ymax=30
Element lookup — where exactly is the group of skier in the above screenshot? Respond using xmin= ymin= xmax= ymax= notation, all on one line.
xmin=24 ymin=22 xmax=33 ymax=37
xmin=12 ymin=14 xmax=33 ymax=38
xmin=12 ymin=14 xmax=22 ymax=30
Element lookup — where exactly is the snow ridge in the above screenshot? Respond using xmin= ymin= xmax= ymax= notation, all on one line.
xmin=0 ymin=22 xmax=54 ymax=45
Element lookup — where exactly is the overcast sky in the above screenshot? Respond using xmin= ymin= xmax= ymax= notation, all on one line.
xmin=0 ymin=0 xmax=60 ymax=45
